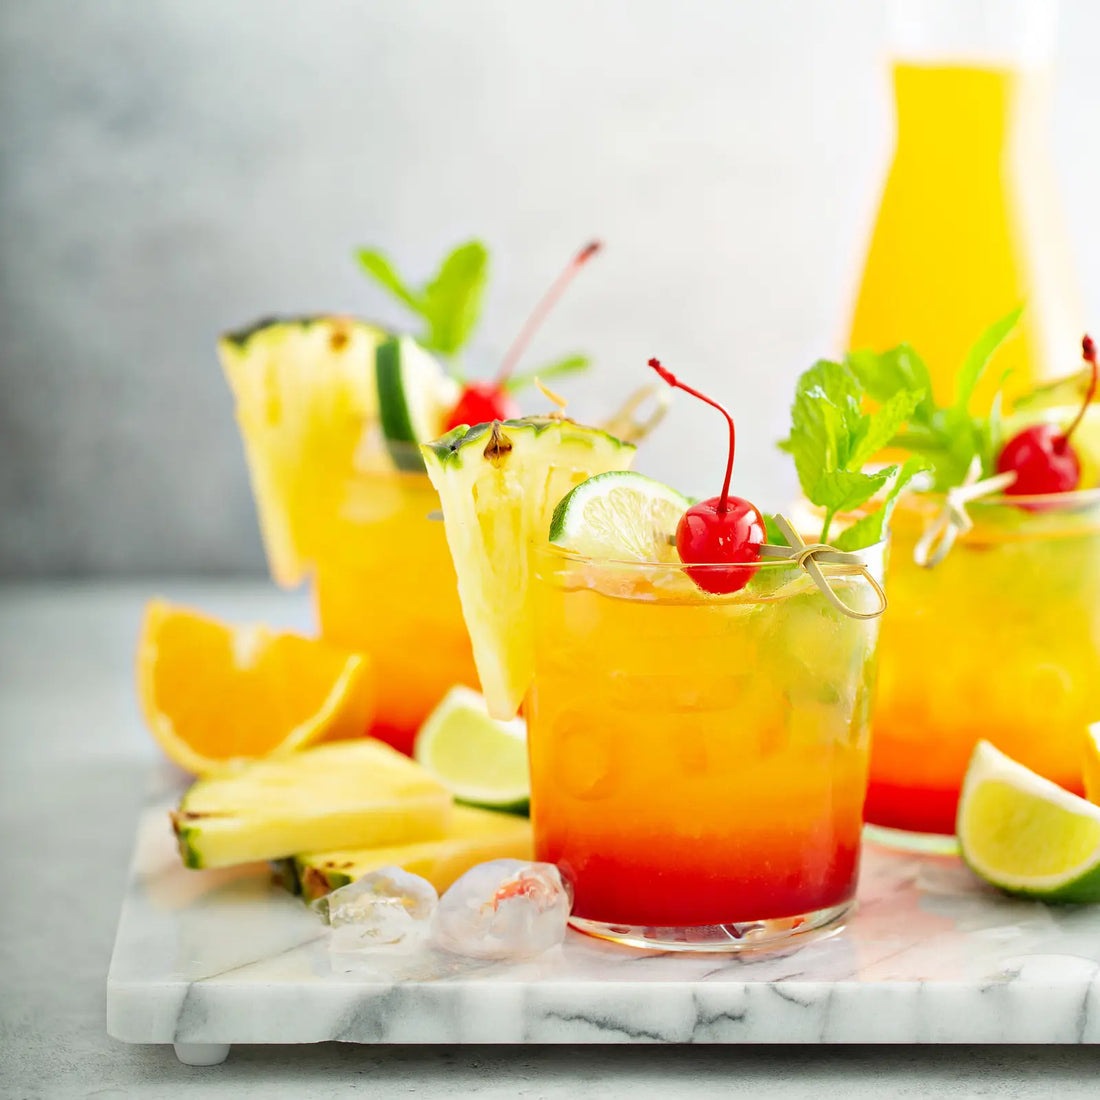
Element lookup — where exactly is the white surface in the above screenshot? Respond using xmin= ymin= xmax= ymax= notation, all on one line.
xmin=108 ymin=782 xmax=1100 ymax=1047
xmin=3 ymin=580 xmax=1099 ymax=1097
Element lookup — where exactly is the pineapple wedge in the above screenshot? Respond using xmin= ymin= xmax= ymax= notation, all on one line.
xmin=171 ymin=740 xmax=452 ymax=869
xmin=421 ymin=417 xmax=635 ymax=719
xmin=218 ymin=316 xmax=386 ymax=587
xmin=291 ymin=805 xmax=533 ymax=902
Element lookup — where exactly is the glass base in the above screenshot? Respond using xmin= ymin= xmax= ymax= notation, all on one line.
xmin=568 ymin=900 xmax=851 ymax=953
xmin=863 ymin=823 xmax=960 ymax=856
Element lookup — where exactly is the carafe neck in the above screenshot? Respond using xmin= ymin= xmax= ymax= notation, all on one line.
xmin=889 ymin=0 xmax=1058 ymax=69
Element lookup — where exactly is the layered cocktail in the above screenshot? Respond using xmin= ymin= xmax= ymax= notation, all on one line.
xmin=847 ymin=320 xmax=1100 ymax=842
xmin=867 ymin=489 xmax=1100 ymax=836
xmin=527 ymin=545 xmax=882 ymax=944
xmin=425 ymin=357 xmax=906 ymax=948
xmin=310 ymin=449 xmax=478 ymax=748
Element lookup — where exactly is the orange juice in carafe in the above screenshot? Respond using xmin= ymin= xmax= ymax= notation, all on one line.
xmin=848 ymin=2 xmax=1081 ymax=408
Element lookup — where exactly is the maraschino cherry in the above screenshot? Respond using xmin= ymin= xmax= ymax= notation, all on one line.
xmin=649 ymin=358 xmax=765 ymax=594
xmin=997 ymin=334 xmax=1098 ymax=496
xmin=442 ymin=241 xmax=602 ymax=431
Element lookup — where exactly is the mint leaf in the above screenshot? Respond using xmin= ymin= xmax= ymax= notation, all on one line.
xmin=782 ymin=360 xmax=862 ymax=494
xmin=832 ymin=457 xmax=930 ymax=552
xmin=954 ymin=305 xmax=1023 ymax=412
xmin=848 ymin=388 xmax=924 ymax=470
xmin=782 ymin=359 xmax=925 ymax=542
xmin=504 ymin=353 xmax=590 ymax=393
xmin=846 ymin=344 xmax=935 ymax=426
xmin=815 ymin=468 xmax=894 ymax=515
xmin=420 ymin=241 xmax=489 ymax=356
xmin=978 ymin=369 xmax=1013 ymax=474
xmin=356 ymin=240 xmax=490 ymax=362
xmin=937 ymin=406 xmax=986 ymax=488
xmin=355 ymin=239 xmax=594 ymax=382
xmin=356 ymin=248 xmax=424 ymax=313
xmin=887 ymin=407 xmax=982 ymax=492
xmin=889 ymin=425 xmax=952 ymax=455
xmin=853 ymin=311 xmax=1023 ymax=492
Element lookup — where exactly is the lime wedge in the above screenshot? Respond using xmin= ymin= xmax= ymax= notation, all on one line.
xmin=421 ymin=417 xmax=635 ymax=719
xmin=549 ymin=470 xmax=690 ymax=561
xmin=414 ymin=686 xmax=530 ymax=813
xmin=375 ymin=335 xmax=458 ymax=471
xmin=957 ymin=740 xmax=1100 ymax=903
xmin=1011 ymin=369 xmax=1094 ymax=414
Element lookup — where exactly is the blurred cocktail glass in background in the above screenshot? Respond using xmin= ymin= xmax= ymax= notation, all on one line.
xmin=219 ymin=317 xmax=477 ymax=754
xmin=865 ymin=490 xmax=1100 ymax=842
xmin=527 ymin=543 xmax=886 ymax=950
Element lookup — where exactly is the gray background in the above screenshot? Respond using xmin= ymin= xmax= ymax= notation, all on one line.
xmin=4 ymin=0 xmax=1100 ymax=578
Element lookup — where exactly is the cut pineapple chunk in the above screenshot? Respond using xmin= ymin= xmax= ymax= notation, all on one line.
xmin=292 ymin=805 xmax=533 ymax=901
xmin=171 ymin=740 xmax=452 ymax=869
xmin=218 ymin=316 xmax=386 ymax=587
xmin=421 ymin=417 xmax=635 ymax=719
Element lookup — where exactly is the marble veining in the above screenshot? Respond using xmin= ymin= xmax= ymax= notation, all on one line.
xmin=107 ymin=778 xmax=1100 ymax=1048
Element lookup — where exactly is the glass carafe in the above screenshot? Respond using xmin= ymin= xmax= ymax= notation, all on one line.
xmin=848 ymin=0 xmax=1082 ymax=409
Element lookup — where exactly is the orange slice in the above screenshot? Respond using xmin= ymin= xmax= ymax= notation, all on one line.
xmin=137 ymin=600 xmax=374 ymax=776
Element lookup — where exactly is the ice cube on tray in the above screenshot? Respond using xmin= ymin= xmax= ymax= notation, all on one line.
xmin=432 ymin=859 xmax=572 ymax=960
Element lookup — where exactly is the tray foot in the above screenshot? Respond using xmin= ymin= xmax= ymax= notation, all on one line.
xmin=174 ymin=1042 xmax=230 ymax=1066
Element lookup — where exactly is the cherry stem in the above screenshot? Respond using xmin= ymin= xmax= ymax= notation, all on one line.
xmin=649 ymin=358 xmax=735 ymax=514
xmin=1061 ymin=334 xmax=1098 ymax=451
xmin=493 ymin=241 xmax=602 ymax=388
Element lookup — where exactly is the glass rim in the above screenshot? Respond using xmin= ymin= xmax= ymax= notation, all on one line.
xmin=888 ymin=0 xmax=1059 ymax=68
xmin=907 ymin=485 xmax=1100 ymax=511
xmin=531 ymin=538 xmax=887 ymax=572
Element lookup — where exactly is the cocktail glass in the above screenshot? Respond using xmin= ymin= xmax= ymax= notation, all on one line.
xmin=525 ymin=542 xmax=885 ymax=951
xmin=311 ymin=440 xmax=477 ymax=754
xmin=865 ymin=489 xmax=1100 ymax=846
xmin=221 ymin=319 xmax=477 ymax=755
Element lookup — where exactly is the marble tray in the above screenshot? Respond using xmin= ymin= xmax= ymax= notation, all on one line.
xmin=107 ymin=774 xmax=1100 ymax=1064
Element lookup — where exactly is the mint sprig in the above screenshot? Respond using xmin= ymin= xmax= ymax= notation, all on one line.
xmin=780 ymin=360 xmax=926 ymax=546
xmin=831 ymin=456 xmax=928 ymax=552
xmin=845 ymin=306 xmax=1022 ymax=492
xmin=356 ymin=240 xmax=489 ymax=362
xmin=356 ymin=241 xmax=594 ymax=390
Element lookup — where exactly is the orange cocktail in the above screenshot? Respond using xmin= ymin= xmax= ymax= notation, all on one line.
xmin=867 ymin=490 xmax=1100 ymax=839
xmin=849 ymin=64 xmax=1077 ymax=408
xmin=221 ymin=315 xmax=478 ymax=756
xmin=312 ymin=444 xmax=477 ymax=754
xmin=526 ymin=546 xmax=884 ymax=950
